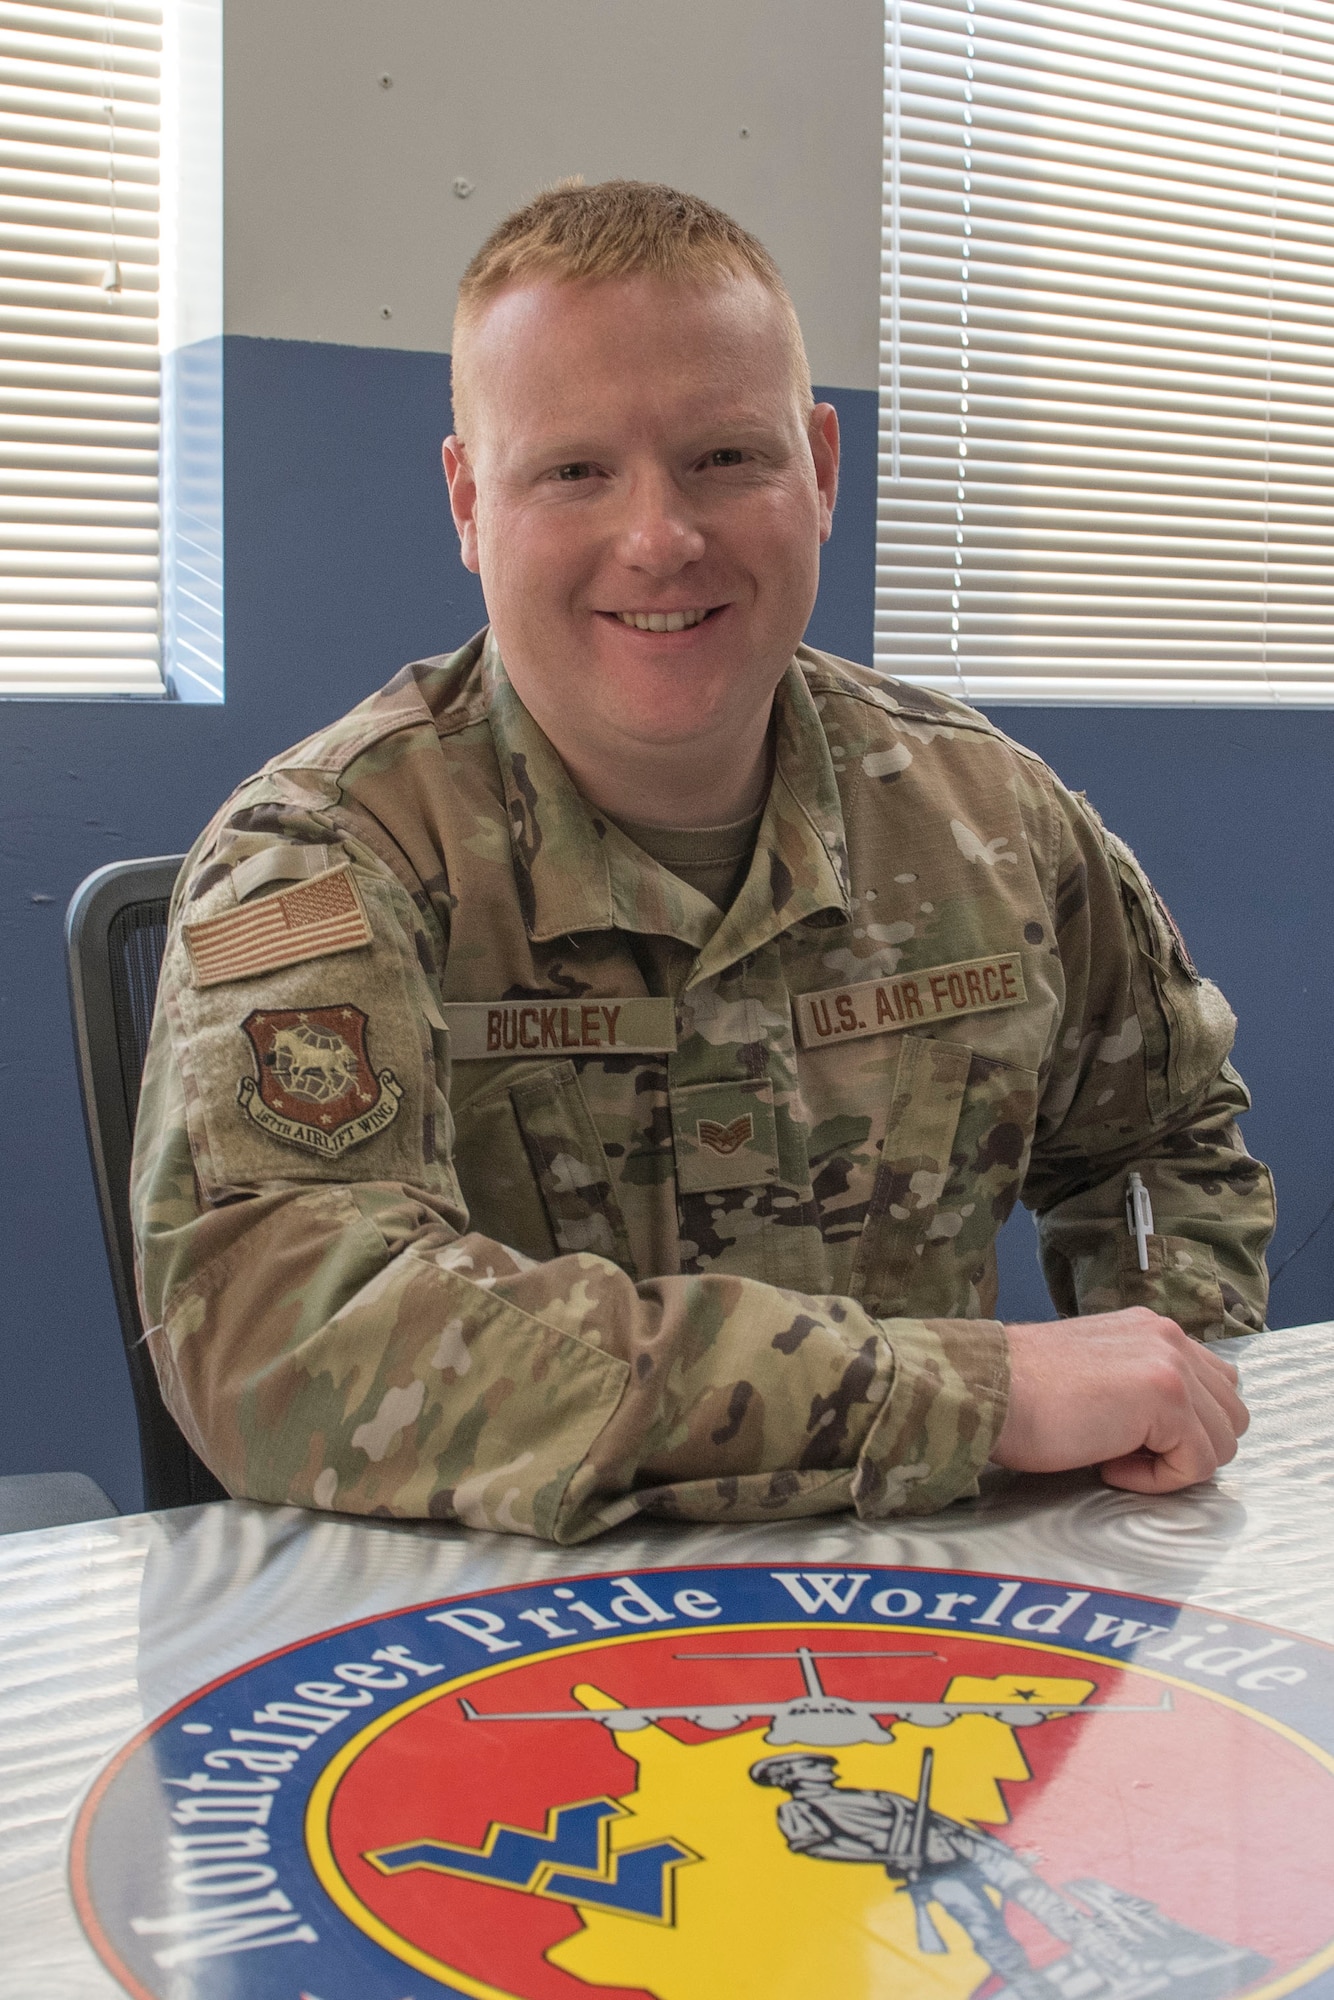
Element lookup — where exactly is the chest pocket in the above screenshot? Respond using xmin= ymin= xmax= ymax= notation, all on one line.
xmin=851 ymin=1036 xmax=1039 ymax=1320
xmin=850 ymin=1036 xmax=971 ymax=1318
xmin=511 ymin=1062 xmax=636 ymax=1270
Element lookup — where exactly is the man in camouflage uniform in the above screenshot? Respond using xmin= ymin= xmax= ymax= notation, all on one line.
xmin=131 ymin=182 xmax=1268 ymax=1542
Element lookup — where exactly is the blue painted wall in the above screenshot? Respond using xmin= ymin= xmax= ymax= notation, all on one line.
xmin=2 ymin=338 xmax=1328 ymax=1511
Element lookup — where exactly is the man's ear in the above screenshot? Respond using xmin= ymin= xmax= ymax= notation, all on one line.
xmin=808 ymin=403 xmax=840 ymax=545
xmin=442 ymin=436 xmax=481 ymax=574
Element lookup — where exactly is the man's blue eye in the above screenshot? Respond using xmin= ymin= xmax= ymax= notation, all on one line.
xmin=710 ymin=449 xmax=745 ymax=467
xmin=557 ymin=463 xmax=591 ymax=481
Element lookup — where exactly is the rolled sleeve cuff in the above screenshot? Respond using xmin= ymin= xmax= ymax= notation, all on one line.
xmin=851 ymin=1316 xmax=1010 ymax=1518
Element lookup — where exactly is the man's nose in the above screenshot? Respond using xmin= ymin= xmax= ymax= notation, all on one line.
xmin=615 ymin=469 xmax=706 ymax=574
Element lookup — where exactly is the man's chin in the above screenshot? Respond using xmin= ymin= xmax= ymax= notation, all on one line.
xmin=595 ymin=681 xmax=767 ymax=753
xmin=589 ymin=639 xmax=786 ymax=733
xmin=503 ymin=624 xmax=788 ymax=761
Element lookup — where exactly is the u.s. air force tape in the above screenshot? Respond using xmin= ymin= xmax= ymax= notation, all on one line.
xmin=793 ymin=951 xmax=1027 ymax=1050
xmin=442 ymin=997 xmax=678 ymax=1059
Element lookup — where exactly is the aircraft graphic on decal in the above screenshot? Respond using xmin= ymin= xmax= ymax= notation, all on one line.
xmin=459 ymin=1644 xmax=1174 ymax=1747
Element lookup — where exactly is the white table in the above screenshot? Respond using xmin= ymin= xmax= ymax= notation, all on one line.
xmin=4 ymin=1323 xmax=1333 ymax=2000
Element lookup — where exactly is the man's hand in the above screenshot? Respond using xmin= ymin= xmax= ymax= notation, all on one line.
xmin=993 ymin=1308 xmax=1249 ymax=1493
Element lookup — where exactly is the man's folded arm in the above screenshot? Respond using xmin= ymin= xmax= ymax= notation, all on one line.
xmin=133 ymin=997 xmax=1009 ymax=1545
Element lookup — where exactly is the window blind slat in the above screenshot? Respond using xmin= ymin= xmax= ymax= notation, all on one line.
xmin=0 ymin=0 xmax=161 ymax=696
xmin=0 ymin=334 xmax=157 ymax=368
xmin=0 ymin=502 xmax=157 ymax=525
xmin=878 ymin=0 xmax=1334 ymax=703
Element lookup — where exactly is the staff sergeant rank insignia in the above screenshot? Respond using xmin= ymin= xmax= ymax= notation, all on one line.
xmin=794 ymin=952 xmax=1027 ymax=1050
xmin=698 ymin=1114 xmax=754 ymax=1156
xmin=238 ymin=1005 xmax=402 ymax=1157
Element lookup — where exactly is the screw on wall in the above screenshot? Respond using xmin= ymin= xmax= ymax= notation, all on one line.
xmin=453 ymin=177 xmax=475 ymax=199
xmin=739 ymin=127 xmax=749 ymax=137
xmin=380 ymin=306 xmax=392 ymax=319
xmin=378 ymin=73 xmax=393 ymax=89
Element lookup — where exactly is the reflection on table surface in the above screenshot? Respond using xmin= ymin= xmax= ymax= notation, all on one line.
xmin=2 ymin=1319 xmax=1331 ymax=1995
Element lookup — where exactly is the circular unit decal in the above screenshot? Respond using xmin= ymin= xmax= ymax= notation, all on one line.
xmin=72 ymin=1565 xmax=1334 ymax=2000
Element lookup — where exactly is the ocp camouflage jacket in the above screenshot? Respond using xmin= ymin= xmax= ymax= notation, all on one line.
xmin=131 ymin=634 xmax=1274 ymax=1541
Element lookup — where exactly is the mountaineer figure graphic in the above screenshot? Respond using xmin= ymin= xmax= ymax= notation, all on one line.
xmin=749 ymin=1748 xmax=1248 ymax=1998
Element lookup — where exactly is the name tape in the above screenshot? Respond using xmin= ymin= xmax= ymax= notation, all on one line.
xmin=794 ymin=951 xmax=1027 ymax=1050
xmin=443 ymin=997 xmax=678 ymax=1060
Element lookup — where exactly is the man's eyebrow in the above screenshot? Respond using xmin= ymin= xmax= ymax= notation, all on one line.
xmin=514 ymin=416 xmax=793 ymax=464
xmin=506 ymin=434 xmax=609 ymax=468
xmin=686 ymin=411 xmax=793 ymax=442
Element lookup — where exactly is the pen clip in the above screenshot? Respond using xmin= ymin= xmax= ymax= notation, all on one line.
xmin=1125 ymin=1170 xmax=1154 ymax=1273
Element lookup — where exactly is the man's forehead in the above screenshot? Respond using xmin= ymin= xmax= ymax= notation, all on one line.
xmin=465 ymin=271 xmax=792 ymax=385
xmin=457 ymin=272 xmax=802 ymax=444
xmin=472 ymin=264 xmax=780 ymax=336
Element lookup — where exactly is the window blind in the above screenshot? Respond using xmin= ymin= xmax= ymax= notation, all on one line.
xmin=877 ymin=0 xmax=1334 ymax=703
xmin=0 ymin=0 xmax=161 ymax=697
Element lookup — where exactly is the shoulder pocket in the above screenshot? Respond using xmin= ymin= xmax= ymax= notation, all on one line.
xmin=165 ymin=867 xmax=438 ymax=1197
xmin=1116 ymin=1233 xmax=1227 ymax=1338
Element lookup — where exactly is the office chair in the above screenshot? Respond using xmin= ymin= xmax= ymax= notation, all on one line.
xmin=66 ymin=857 xmax=227 ymax=1512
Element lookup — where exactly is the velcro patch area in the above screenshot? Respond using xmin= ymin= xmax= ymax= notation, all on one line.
xmin=238 ymin=1005 xmax=402 ymax=1159
xmin=183 ymin=863 xmax=373 ymax=987
xmin=794 ymin=951 xmax=1027 ymax=1051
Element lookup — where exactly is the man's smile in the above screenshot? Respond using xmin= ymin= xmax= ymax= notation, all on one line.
xmin=606 ymin=606 xmax=723 ymax=632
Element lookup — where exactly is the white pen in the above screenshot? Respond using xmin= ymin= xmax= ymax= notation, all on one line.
xmin=1125 ymin=1170 xmax=1154 ymax=1272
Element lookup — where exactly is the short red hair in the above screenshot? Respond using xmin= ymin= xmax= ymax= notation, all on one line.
xmin=451 ymin=178 xmax=812 ymax=432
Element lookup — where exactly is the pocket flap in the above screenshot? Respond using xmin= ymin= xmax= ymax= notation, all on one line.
xmin=851 ymin=1035 xmax=972 ymax=1317
xmin=672 ymin=1079 xmax=779 ymax=1193
xmin=510 ymin=1062 xmax=636 ymax=1272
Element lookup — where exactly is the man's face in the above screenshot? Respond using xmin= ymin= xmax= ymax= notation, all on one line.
xmin=767 ymin=1756 xmax=836 ymax=1790
xmin=443 ymin=272 xmax=838 ymax=765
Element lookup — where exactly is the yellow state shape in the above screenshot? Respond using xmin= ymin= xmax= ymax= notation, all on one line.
xmin=545 ymin=1674 xmax=1094 ymax=2000
xmin=929 ymin=1674 xmax=1096 ymax=1826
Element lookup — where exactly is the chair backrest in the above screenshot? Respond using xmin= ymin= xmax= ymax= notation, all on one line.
xmin=66 ymin=858 xmax=227 ymax=1511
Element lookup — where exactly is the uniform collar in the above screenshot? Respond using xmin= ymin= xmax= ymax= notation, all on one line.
xmin=485 ymin=633 xmax=851 ymax=956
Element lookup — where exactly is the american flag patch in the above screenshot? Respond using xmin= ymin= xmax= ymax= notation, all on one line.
xmin=182 ymin=864 xmax=374 ymax=988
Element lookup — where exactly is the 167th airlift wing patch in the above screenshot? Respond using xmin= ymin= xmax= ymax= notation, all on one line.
xmin=72 ymin=1564 xmax=1334 ymax=2000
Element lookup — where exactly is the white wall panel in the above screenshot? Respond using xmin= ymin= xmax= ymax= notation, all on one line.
xmin=222 ymin=0 xmax=882 ymax=392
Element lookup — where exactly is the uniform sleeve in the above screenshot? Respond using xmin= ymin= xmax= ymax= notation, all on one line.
xmin=132 ymin=835 xmax=1009 ymax=1543
xmin=1023 ymin=788 xmax=1274 ymax=1339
